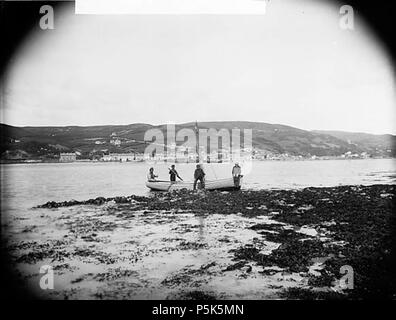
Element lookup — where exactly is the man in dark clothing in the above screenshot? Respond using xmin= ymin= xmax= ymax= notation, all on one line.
xmin=232 ymin=163 xmax=242 ymax=187
xmin=193 ymin=164 xmax=205 ymax=190
xmin=169 ymin=165 xmax=183 ymax=182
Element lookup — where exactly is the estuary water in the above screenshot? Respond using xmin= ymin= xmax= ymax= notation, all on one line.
xmin=1 ymin=158 xmax=395 ymax=211
xmin=1 ymin=158 xmax=395 ymax=299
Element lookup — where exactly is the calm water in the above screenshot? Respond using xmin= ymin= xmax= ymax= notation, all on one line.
xmin=1 ymin=158 xmax=395 ymax=299
xmin=1 ymin=158 xmax=395 ymax=212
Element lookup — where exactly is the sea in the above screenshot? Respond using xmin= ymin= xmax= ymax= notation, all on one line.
xmin=1 ymin=158 xmax=395 ymax=299
xmin=1 ymin=158 xmax=395 ymax=211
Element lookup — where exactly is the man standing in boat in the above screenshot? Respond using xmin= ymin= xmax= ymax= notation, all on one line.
xmin=193 ymin=164 xmax=205 ymax=190
xmin=169 ymin=165 xmax=183 ymax=183
xmin=232 ymin=163 xmax=242 ymax=187
xmin=147 ymin=167 xmax=158 ymax=182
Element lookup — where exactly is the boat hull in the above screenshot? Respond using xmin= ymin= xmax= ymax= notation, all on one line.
xmin=145 ymin=178 xmax=241 ymax=192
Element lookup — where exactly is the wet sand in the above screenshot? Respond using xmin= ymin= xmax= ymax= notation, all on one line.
xmin=2 ymin=184 xmax=395 ymax=299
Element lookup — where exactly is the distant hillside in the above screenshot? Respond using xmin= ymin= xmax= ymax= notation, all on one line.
xmin=0 ymin=123 xmax=154 ymax=160
xmin=195 ymin=122 xmax=363 ymax=156
xmin=1 ymin=122 xmax=394 ymax=160
xmin=314 ymin=130 xmax=395 ymax=156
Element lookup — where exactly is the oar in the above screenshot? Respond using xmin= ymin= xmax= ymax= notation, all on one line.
xmin=168 ymin=168 xmax=183 ymax=181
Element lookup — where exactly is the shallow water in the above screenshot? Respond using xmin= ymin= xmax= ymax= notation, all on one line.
xmin=5 ymin=203 xmax=315 ymax=299
xmin=1 ymin=158 xmax=395 ymax=299
xmin=1 ymin=158 xmax=395 ymax=210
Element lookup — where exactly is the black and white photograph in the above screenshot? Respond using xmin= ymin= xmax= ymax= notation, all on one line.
xmin=0 ymin=0 xmax=395 ymax=310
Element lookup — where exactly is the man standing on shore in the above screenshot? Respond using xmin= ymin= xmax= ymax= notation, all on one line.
xmin=232 ymin=163 xmax=242 ymax=187
xmin=193 ymin=164 xmax=205 ymax=190
xmin=169 ymin=165 xmax=183 ymax=183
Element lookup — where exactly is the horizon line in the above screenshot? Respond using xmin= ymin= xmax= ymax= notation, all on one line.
xmin=0 ymin=120 xmax=395 ymax=136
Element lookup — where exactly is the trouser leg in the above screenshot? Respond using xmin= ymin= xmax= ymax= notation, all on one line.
xmin=233 ymin=176 xmax=240 ymax=187
xmin=193 ymin=178 xmax=198 ymax=190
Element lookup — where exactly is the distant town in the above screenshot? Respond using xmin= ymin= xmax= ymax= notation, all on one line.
xmin=12 ymin=148 xmax=389 ymax=164
xmin=1 ymin=122 xmax=395 ymax=163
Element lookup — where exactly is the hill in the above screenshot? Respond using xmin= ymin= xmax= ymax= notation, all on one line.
xmin=0 ymin=122 xmax=394 ymax=160
xmin=313 ymin=130 xmax=395 ymax=156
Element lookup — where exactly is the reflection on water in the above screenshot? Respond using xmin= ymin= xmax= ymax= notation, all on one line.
xmin=198 ymin=214 xmax=205 ymax=242
xmin=5 ymin=203 xmax=302 ymax=299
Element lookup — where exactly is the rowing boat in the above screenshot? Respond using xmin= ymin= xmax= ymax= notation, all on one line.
xmin=145 ymin=121 xmax=243 ymax=192
xmin=145 ymin=177 xmax=241 ymax=192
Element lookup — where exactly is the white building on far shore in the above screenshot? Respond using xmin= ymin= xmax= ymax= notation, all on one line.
xmin=59 ymin=153 xmax=76 ymax=162
xmin=101 ymin=153 xmax=143 ymax=162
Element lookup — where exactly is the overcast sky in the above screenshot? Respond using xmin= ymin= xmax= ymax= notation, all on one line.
xmin=2 ymin=0 xmax=395 ymax=134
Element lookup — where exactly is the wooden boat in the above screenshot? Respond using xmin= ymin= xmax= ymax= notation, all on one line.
xmin=146 ymin=177 xmax=242 ymax=192
xmin=145 ymin=121 xmax=242 ymax=192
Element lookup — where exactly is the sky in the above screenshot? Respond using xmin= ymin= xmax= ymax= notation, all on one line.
xmin=1 ymin=0 xmax=395 ymax=134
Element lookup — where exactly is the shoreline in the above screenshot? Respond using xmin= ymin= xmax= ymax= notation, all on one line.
xmin=1 ymin=157 xmax=395 ymax=165
xmin=3 ymin=184 xmax=395 ymax=299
